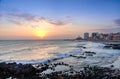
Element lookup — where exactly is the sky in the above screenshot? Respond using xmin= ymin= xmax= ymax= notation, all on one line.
xmin=0 ymin=0 xmax=120 ymax=40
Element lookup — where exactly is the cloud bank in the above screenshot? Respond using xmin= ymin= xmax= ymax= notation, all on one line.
xmin=8 ymin=13 xmax=69 ymax=26
xmin=92 ymin=19 xmax=120 ymax=33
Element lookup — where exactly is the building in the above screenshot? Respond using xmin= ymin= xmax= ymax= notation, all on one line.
xmin=92 ymin=32 xmax=98 ymax=38
xmin=84 ymin=32 xmax=89 ymax=40
xmin=112 ymin=32 xmax=120 ymax=40
xmin=82 ymin=32 xmax=120 ymax=41
xmin=91 ymin=32 xmax=99 ymax=40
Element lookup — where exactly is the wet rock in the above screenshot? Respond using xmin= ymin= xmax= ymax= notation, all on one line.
xmin=1 ymin=62 xmax=120 ymax=79
xmin=0 ymin=62 xmax=40 ymax=79
xmin=112 ymin=46 xmax=120 ymax=49
xmin=104 ymin=45 xmax=112 ymax=48
xmin=84 ymin=51 xmax=96 ymax=54
xmin=70 ymin=55 xmax=86 ymax=59
xmin=77 ymin=46 xmax=86 ymax=49
xmin=84 ymin=51 xmax=96 ymax=56
xmin=104 ymin=44 xmax=120 ymax=50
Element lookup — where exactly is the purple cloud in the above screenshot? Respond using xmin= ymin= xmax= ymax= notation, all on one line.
xmin=39 ymin=17 xmax=68 ymax=26
xmin=8 ymin=20 xmax=24 ymax=26
xmin=114 ymin=19 xmax=120 ymax=26
xmin=8 ymin=13 xmax=36 ymax=21
xmin=47 ymin=19 xmax=67 ymax=26
xmin=93 ymin=27 xmax=120 ymax=33
xmin=92 ymin=19 xmax=120 ymax=33
xmin=8 ymin=13 xmax=70 ymax=26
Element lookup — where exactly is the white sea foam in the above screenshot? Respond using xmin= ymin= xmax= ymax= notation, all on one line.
xmin=81 ymin=42 xmax=120 ymax=68
xmin=42 ymin=65 xmax=70 ymax=74
xmin=55 ymin=42 xmax=120 ymax=69
xmin=83 ymin=42 xmax=105 ymax=48
xmin=1 ymin=48 xmax=82 ymax=65
xmin=0 ymin=40 xmax=120 ymax=69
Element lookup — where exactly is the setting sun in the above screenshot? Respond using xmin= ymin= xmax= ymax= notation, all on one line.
xmin=35 ymin=30 xmax=48 ymax=38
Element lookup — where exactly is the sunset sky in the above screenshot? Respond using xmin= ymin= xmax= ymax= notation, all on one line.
xmin=0 ymin=0 xmax=120 ymax=39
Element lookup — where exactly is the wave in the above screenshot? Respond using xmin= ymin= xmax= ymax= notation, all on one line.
xmin=1 ymin=49 xmax=82 ymax=64
xmin=0 ymin=47 xmax=36 ymax=56
xmin=80 ymin=42 xmax=120 ymax=67
xmin=83 ymin=42 xmax=105 ymax=48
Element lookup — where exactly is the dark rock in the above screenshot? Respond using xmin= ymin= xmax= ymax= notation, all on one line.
xmin=84 ymin=51 xmax=96 ymax=54
xmin=0 ymin=62 xmax=40 ymax=79
xmin=70 ymin=54 xmax=86 ymax=59
xmin=112 ymin=46 xmax=120 ymax=49
xmin=1 ymin=62 xmax=120 ymax=79
xmin=84 ymin=51 xmax=96 ymax=56
xmin=104 ymin=44 xmax=120 ymax=50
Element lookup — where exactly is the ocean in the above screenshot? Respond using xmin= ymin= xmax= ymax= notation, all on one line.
xmin=0 ymin=40 xmax=120 ymax=69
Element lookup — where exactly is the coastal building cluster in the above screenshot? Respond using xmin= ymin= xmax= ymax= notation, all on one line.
xmin=76 ymin=32 xmax=120 ymax=41
xmin=83 ymin=32 xmax=120 ymax=41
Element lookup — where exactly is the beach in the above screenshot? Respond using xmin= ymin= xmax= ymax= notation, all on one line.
xmin=0 ymin=40 xmax=120 ymax=79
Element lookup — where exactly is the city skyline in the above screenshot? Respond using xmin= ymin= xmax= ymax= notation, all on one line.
xmin=82 ymin=32 xmax=120 ymax=41
xmin=0 ymin=0 xmax=120 ymax=40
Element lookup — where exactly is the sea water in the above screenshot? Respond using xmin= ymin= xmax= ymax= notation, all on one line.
xmin=0 ymin=40 xmax=120 ymax=68
xmin=0 ymin=40 xmax=80 ymax=63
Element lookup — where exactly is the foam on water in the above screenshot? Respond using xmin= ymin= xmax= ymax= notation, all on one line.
xmin=9 ymin=49 xmax=82 ymax=64
xmin=81 ymin=42 xmax=120 ymax=67
xmin=55 ymin=42 xmax=120 ymax=69
xmin=0 ymin=40 xmax=80 ymax=63
xmin=83 ymin=42 xmax=105 ymax=48
xmin=0 ymin=40 xmax=120 ymax=69
xmin=42 ymin=65 xmax=70 ymax=74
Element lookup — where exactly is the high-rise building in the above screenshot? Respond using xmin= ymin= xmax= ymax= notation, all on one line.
xmin=84 ymin=32 xmax=89 ymax=40
xmin=91 ymin=32 xmax=99 ymax=40
xmin=92 ymin=32 xmax=98 ymax=37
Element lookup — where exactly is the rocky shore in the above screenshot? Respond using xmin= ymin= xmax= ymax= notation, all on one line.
xmin=0 ymin=42 xmax=120 ymax=79
xmin=0 ymin=62 xmax=120 ymax=79
xmin=104 ymin=43 xmax=120 ymax=49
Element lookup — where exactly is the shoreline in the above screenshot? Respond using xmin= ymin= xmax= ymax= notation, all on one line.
xmin=0 ymin=62 xmax=120 ymax=79
xmin=76 ymin=40 xmax=120 ymax=43
xmin=0 ymin=41 xmax=120 ymax=78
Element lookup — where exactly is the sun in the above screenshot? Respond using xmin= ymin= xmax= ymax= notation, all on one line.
xmin=36 ymin=30 xmax=48 ymax=38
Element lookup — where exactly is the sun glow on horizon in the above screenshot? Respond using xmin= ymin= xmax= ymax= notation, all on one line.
xmin=35 ymin=30 xmax=48 ymax=38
